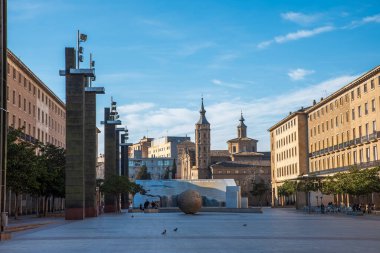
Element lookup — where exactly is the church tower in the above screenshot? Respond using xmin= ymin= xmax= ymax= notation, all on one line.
xmin=237 ymin=111 xmax=247 ymax=138
xmin=195 ymin=97 xmax=211 ymax=179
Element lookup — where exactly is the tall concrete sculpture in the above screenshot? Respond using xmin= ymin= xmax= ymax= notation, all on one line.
xmin=101 ymin=100 xmax=121 ymax=212
xmin=84 ymin=78 xmax=104 ymax=217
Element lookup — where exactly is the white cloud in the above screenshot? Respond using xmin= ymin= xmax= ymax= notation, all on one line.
xmin=97 ymin=74 xmax=359 ymax=154
xmin=274 ymin=26 xmax=334 ymax=43
xmin=281 ymin=12 xmax=320 ymax=25
xmin=257 ymin=40 xmax=273 ymax=49
xmin=211 ymin=79 xmax=244 ymax=89
xmin=257 ymin=26 xmax=334 ymax=49
xmin=347 ymin=13 xmax=380 ymax=28
xmin=288 ymin=68 xmax=315 ymax=81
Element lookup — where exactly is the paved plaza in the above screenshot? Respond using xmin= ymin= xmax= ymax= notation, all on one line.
xmin=1 ymin=208 xmax=380 ymax=253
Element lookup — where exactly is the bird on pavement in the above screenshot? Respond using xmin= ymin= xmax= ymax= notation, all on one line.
xmin=161 ymin=229 xmax=167 ymax=235
xmin=243 ymin=224 xmax=247 ymax=227
xmin=131 ymin=215 xmax=134 ymax=218
xmin=173 ymin=228 xmax=178 ymax=232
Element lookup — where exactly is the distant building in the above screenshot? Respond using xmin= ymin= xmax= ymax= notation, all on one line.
xmin=177 ymin=100 xmax=271 ymax=205
xmin=128 ymin=157 xmax=175 ymax=180
xmin=227 ymin=113 xmax=258 ymax=153
xmin=148 ymin=136 xmax=190 ymax=158
xmin=268 ymin=108 xmax=309 ymax=207
xmin=129 ymin=136 xmax=153 ymax=158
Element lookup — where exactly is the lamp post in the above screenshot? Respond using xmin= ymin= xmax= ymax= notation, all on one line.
xmin=0 ymin=0 xmax=8 ymax=237
xmin=76 ymin=30 xmax=87 ymax=69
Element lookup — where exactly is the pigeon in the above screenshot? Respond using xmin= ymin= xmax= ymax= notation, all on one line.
xmin=243 ymin=224 xmax=247 ymax=227
xmin=131 ymin=215 xmax=134 ymax=218
xmin=161 ymin=229 xmax=167 ymax=235
xmin=173 ymin=228 xmax=178 ymax=232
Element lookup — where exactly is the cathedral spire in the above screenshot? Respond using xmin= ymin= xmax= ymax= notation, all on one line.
xmin=237 ymin=111 xmax=247 ymax=138
xmin=197 ymin=97 xmax=209 ymax=125
xmin=239 ymin=111 xmax=246 ymax=127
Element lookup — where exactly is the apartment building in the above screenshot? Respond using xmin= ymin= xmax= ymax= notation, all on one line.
xmin=148 ymin=136 xmax=190 ymax=158
xmin=268 ymin=108 xmax=309 ymax=206
xmin=307 ymin=66 xmax=380 ymax=175
xmin=6 ymin=50 xmax=66 ymax=147
xmin=269 ymin=65 xmax=380 ymax=207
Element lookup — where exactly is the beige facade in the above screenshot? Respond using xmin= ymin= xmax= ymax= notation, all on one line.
xmin=269 ymin=65 xmax=380 ymax=208
xmin=6 ymin=50 xmax=66 ymax=148
xmin=269 ymin=109 xmax=309 ymax=206
xmin=129 ymin=136 xmax=153 ymax=158
xmin=307 ymin=66 xmax=380 ymax=175
xmin=177 ymin=140 xmax=196 ymax=180
xmin=148 ymin=136 xmax=190 ymax=158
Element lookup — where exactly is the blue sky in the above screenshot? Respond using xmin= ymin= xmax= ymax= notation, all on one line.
xmin=8 ymin=0 xmax=380 ymax=153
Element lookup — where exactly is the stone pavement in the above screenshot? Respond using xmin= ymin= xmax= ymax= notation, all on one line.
xmin=1 ymin=208 xmax=380 ymax=253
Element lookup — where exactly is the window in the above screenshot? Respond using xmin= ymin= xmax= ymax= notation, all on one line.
xmin=374 ymin=146 xmax=378 ymax=161
xmin=372 ymin=99 xmax=376 ymax=112
xmin=13 ymin=68 xmax=16 ymax=79
xmin=346 ymin=111 xmax=349 ymax=122
xmin=373 ymin=120 xmax=377 ymax=133
xmin=12 ymin=90 xmax=15 ymax=104
xmin=365 ymin=123 xmax=369 ymax=137
xmin=371 ymin=79 xmax=375 ymax=90
xmin=359 ymin=149 xmax=363 ymax=163
xmin=353 ymin=151 xmax=357 ymax=164
xmin=366 ymin=148 xmax=370 ymax=162
xmin=357 ymin=86 xmax=361 ymax=97
xmin=358 ymin=105 xmax=362 ymax=117
xmin=365 ymin=103 xmax=368 ymax=115
xmin=18 ymin=94 xmax=21 ymax=108
xmin=364 ymin=83 xmax=368 ymax=93
xmin=351 ymin=90 xmax=355 ymax=100
xmin=335 ymin=116 xmax=338 ymax=127
xmin=353 ymin=128 xmax=356 ymax=140
xmin=359 ymin=126 xmax=362 ymax=137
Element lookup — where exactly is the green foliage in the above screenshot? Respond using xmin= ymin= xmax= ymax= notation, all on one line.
xmin=7 ymin=128 xmax=39 ymax=196
xmin=250 ymin=179 xmax=269 ymax=197
xmin=297 ymin=178 xmax=321 ymax=192
xmin=330 ymin=167 xmax=380 ymax=197
xmin=135 ymin=165 xmax=151 ymax=180
xmin=6 ymin=128 xmax=66 ymax=217
xmin=171 ymin=159 xmax=177 ymax=179
xmin=101 ymin=175 xmax=130 ymax=196
xmin=277 ymin=180 xmax=297 ymax=197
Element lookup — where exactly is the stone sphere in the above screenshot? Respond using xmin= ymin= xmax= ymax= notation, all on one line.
xmin=177 ymin=189 xmax=202 ymax=214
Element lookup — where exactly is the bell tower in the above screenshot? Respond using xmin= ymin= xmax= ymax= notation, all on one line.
xmin=195 ymin=97 xmax=211 ymax=179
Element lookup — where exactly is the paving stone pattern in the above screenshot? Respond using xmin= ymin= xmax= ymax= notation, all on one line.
xmin=1 ymin=209 xmax=380 ymax=253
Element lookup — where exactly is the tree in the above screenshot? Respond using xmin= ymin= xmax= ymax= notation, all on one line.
xmin=277 ymin=180 xmax=297 ymax=197
xmin=36 ymin=144 xmax=65 ymax=216
xmin=101 ymin=175 xmax=130 ymax=212
xmin=7 ymin=128 xmax=39 ymax=219
xmin=171 ymin=159 xmax=177 ymax=179
xmin=250 ymin=179 xmax=270 ymax=206
xmin=135 ymin=165 xmax=151 ymax=180
xmin=128 ymin=181 xmax=146 ymax=205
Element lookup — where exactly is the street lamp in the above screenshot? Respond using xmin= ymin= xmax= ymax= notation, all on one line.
xmin=77 ymin=30 xmax=87 ymax=69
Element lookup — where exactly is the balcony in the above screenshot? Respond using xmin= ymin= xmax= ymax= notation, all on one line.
xmin=355 ymin=138 xmax=362 ymax=145
xmin=361 ymin=135 xmax=369 ymax=143
xmin=338 ymin=143 xmax=343 ymax=149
